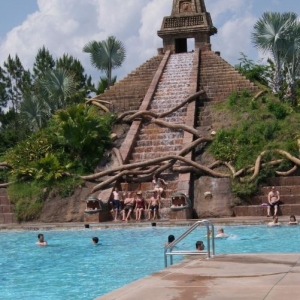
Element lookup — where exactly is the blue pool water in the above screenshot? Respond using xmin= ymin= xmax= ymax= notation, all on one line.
xmin=0 ymin=224 xmax=299 ymax=300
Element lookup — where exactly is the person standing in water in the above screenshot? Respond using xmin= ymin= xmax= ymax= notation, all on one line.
xmin=36 ymin=233 xmax=47 ymax=246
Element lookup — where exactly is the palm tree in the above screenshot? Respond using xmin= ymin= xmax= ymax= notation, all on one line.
xmin=20 ymin=93 xmax=48 ymax=131
xmin=83 ymin=36 xmax=126 ymax=88
xmin=252 ymin=12 xmax=300 ymax=104
xmin=35 ymin=68 xmax=77 ymax=113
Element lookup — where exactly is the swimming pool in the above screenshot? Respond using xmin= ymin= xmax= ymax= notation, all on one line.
xmin=0 ymin=224 xmax=299 ymax=300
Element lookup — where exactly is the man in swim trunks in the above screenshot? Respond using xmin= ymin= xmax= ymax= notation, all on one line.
xmin=122 ymin=192 xmax=135 ymax=222
xmin=148 ymin=191 xmax=161 ymax=220
xmin=267 ymin=186 xmax=280 ymax=217
xmin=110 ymin=187 xmax=123 ymax=221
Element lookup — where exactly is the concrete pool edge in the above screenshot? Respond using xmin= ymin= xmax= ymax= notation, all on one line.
xmin=95 ymin=253 xmax=300 ymax=300
xmin=0 ymin=216 xmax=283 ymax=231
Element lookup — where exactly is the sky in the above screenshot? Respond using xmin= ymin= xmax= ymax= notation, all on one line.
xmin=0 ymin=0 xmax=299 ymax=84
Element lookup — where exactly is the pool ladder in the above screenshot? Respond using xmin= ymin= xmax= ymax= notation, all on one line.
xmin=164 ymin=220 xmax=215 ymax=267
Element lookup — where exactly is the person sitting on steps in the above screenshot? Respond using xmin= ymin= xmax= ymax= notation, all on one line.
xmin=148 ymin=191 xmax=161 ymax=220
xmin=135 ymin=191 xmax=145 ymax=221
xmin=267 ymin=186 xmax=280 ymax=217
xmin=152 ymin=174 xmax=168 ymax=199
xmin=122 ymin=192 xmax=135 ymax=222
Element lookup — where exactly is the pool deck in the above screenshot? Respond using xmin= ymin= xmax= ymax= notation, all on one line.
xmin=95 ymin=253 xmax=300 ymax=300
xmin=1 ymin=216 xmax=299 ymax=300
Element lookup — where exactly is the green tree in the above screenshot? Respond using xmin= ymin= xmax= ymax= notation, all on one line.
xmin=2 ymin=54 xmax=31 ymax=113
xmin=56 ymin=54 xmax=87 ymax=89
xmin=33 ymin=46 xmax=55 ymax=80
xmin=0 ymin=67 xmax=9 ymax=111
xmin=56 ymin=54 xmax=94 ymax=103
xmin=0 ymin=55 xmax=32 ymax=143
xmin=19 ymin=93 xmax=48 ymax=131
xmin=35 ymin=68 xmax=77 ymax=113
xmin=83 ymin=36 xmax=126 ymax=87
xmin=252 ymin=12 xmax=300 ymax=105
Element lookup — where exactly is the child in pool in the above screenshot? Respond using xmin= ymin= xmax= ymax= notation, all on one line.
xmin=289 ymin=215 xmax=297 ymax=225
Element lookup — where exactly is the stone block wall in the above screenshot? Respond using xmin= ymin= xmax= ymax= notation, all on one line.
xmin=193 ymin=177 xmax=235 ymax=218
xmin=0 ymin=188 xmax=15 ymax=224
xmin=199 ymin=50 xmax=260 ymax=101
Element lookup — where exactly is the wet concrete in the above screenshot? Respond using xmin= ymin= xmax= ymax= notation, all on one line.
xmin=95 ymin=253 xmax=300 ymax=300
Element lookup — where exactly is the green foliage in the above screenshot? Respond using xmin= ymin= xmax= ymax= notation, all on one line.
xmin=8 ymin=182 xmax=45 ymax=221
xmin=4 ymin=130 xmax=55 ymax=180
xmin=0 ymin=169 xmax=9 ymax=183
xmin=35 ymin=153 xmax=71 ymax=182
xmin=231 ymin=180 xmax=258 ymax=198
xmin=33 ymin=46 xmax=55 ymax=79
xmin=209 ymin=90 xmax=300 ymax=182
xmin=235 ymin=53 xmax=269 ymax=86
xmin=228 ymin=91 xmax=239 ymax=106
xmin=53 ymin=177 xmax=84 ymax=198
xmin=267 ymin=101 xmax=288 ymax=120
xmin=51 ymin=104 xmax=113 ymax=170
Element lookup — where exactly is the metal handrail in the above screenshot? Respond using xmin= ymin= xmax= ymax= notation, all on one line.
xmin=164 ymin=220 xmax=215 ymax=267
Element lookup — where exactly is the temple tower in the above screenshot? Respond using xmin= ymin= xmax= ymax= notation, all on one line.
xmin=158 ymin=0 xmax=217 ymax=53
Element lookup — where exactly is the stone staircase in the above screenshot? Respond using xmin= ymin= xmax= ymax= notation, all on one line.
xmin=124 ymin=52 xmax=196 ymax=218
xmin=93 ymin=55 xmax=164 ymax=114
xmin=199 ymin=51 xmax=260 ymax=101
xmin=233 ymin=176 xmax=300 ymax=217
xmin=0 ymin=188 xmax=15 ymax=224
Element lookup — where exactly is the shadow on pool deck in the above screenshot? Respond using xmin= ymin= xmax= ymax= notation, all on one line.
xmin=95 ymin=253 xmax=300 ymax=300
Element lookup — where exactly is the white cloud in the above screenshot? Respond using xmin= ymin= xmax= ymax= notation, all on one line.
xmin=1 ymin=0 xmax=299 ymax=85
xmin=212 ymin=14 xmax=257 ymax=66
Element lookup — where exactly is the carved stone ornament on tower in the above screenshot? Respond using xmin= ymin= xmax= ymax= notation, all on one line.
xmin=157 ymin=0 xmax=217 ymax=53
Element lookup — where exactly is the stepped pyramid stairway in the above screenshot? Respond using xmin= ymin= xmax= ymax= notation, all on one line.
xmin=199 ymin=51 xmax=259 ymax=101
xmin=120 ymin=51 xmax=198 ymax=219
xmin=234 ymin=176 xmax=300 ymax=217
xmin=0 ymin=188 xmax=15 ymax=224
xmin=93 ymin=55 xmax=164 ymax=113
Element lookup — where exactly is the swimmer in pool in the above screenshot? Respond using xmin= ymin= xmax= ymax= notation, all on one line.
xmin=196 ymin=240 xmax=205 ymax=251
xmin=289 ymin=215 xmax=297 ymax=225
xmin=165 ymin=234 xmax=175 ymax=246
xmin=36 ymin=233 xmax=47 ymax=246
xmin=215 ymin=228 xmax=228 ymax=238
xmin=92 ymin=237 xmax=99 ymax=244
xmin=267 ymin=215 xmax=281 ymax=226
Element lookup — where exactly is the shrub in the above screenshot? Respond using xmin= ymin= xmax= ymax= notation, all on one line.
xmin=267 ymin=102 xmax=288 ymax=120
